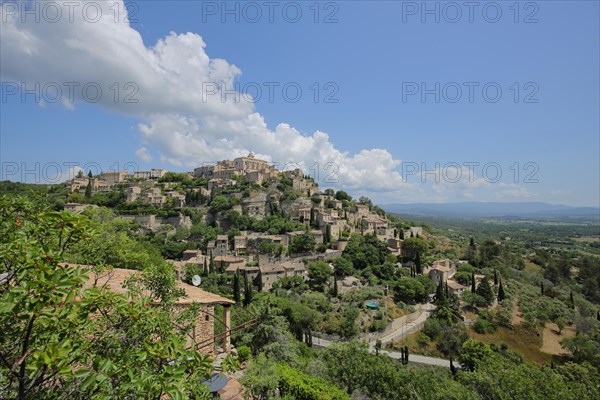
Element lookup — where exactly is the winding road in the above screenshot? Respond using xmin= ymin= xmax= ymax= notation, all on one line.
xmin=312 ymin=303 xmax=455 ymax=368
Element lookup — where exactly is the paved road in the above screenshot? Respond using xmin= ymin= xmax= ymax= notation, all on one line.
xmin=368 ymin=303 xmax=436 ymax=346
xmin=312 ymin=303 xmax=455 ymax=369
xmin=312 ymin=336 xmax=454 ymax=368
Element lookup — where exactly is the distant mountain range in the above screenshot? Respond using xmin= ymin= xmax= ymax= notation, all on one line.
xmin=381 ymin=202 xmax=600 ymax=219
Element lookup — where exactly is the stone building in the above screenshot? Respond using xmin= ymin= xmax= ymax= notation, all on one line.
xmin=83 ymin=268 xmax=235 ymax=357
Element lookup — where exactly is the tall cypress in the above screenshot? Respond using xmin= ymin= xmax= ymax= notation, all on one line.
xmin=493 ymin=269 xmax=498 ymax=285
xmin=233 ymin=273 xmax=241 ymax=303
xmin=332 ymin=275 xmax=339 ymax=297
xmin=476 ymin=277 xmax=494 ymax=305
xmin=243 ymin=276 xmax=253 ymax=306
xmin=497 ymin=278 xmax=505 ymax=301
xmin=570 ymin=291 xmax=575 ymax=309
xmin=415 ymin=252 xmax=422 ymax=275
xmin=471 ymin=272 xmax=476 ymax=292
xmin=255 ymin=270 xmax=263 ymax=292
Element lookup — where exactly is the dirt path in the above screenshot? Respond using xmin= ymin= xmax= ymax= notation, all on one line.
xmin=541 ymin=323 xmax=575 ymax=355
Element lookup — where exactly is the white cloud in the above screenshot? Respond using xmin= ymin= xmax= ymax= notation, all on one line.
xmin=1 ymin=1 xmax=416 ymax=197
xmin=0 ymin=1 xmax=536 ymax=203
xmin=135 ymin=147 xmax=153 ymax=162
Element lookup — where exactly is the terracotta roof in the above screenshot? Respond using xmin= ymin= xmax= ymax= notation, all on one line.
xmin=260 ymin=264 xmax=286 ymax=273
xmin=430 ymin=266 xmax=451 ymax=272
xmin=446 ymin=280 xmax=466 ymax=290
xmin=214 ymin=256 xmax=245 ymax=263
xmin=84 ymin=268 xmax=234 ymax=305
xmin=224 ymin=262 xmax=252 ymax=273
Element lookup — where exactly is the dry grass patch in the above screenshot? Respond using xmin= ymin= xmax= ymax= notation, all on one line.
xmin=467 ymin=324 xmax=552 ymax=365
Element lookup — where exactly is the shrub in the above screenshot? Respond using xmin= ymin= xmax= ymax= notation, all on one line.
xmin=237 ymin=345 xmax=251 ymax=363
xmin=423 ymin=318 xmax=444 ymax=339
xmin=278 ymin=363 xmax=349 ymax=400
xmin=473 ymin=316 xmax=497 ymax=334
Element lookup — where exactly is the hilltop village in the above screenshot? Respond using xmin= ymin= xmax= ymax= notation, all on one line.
xmin=64 ymin=153 xmax=459 ymax=292
xmin=3 ymin=153 xmax=598 ymax=399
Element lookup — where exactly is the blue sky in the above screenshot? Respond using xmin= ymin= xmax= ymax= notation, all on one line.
xmin=1 ymin=0 xmax=598 ymax=206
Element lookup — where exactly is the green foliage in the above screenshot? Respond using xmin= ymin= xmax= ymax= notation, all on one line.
xmin=278 ymin=363 xmax=349 ymax=400
xmin=394 ymin=276 xmax=432 ymax=303
xmin=453 ymin=271 xmax=472 ymax=286
xmin=332 ymin=256 xmax=354 ymax=277
xmin=476 ymin=277 xmax=495 ymax=305
xmin=289 ymin=233 xmax=316 ymax=254
xmin=308 ymin=261 xmax=331 ymax=289
xmin=236 ymin=345 xmax=251 ymax=363
xmin=401 ymin=237 xmax=428 ymax=259
xmin=472 ymin=313 xmax=498 ymax=334
xmin=0 ymin=196 xmax=212 ymax=399
xmin=342 ymin=234 xmax=388 ymax=270
xmin=209 ymin=194 xmax=231 ymax=213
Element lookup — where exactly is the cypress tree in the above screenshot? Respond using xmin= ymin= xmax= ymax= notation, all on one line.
xmin=399 ymin=230 xmax=405 ymax=240
xmin=325 ymin=224 xmax=332 ymax=244
xmin=394 ymin=228 xmax=398 ymax=238
xmin=541 ymin=282 xmax=545 ymax=296
xmin=233 ymin=273 xmax=241 ymax=303
xmin=255 ymin=270 xmax=263 ymax=292
xmin=404 ymin=346 xmax=409 ymax=364
xmin=435 ymin=280 xmax=447 ymax=305
xmin=493 ymin=269 xmax=498 ymax=285
xmin=497 ymin=278 xmax=506 ymax=301
xmin=570 ymin=291 xmax=575 ymax=309
xmin=332 ymin=275 xmax=339 ymax=297
xmin=84 ymin=170 xmax=93 ymax=198
xmin=415 ymin=252 xmax=422 ymax=275
xmin=471 ymin=272 xmax=476 ymax=292
xmin=243 ymin=276 xmax=253 ymax=306
xmin=450 ymin=358 xmax=457 ymax=376
xmin=476 ymin=277 xmax=495 ymax=305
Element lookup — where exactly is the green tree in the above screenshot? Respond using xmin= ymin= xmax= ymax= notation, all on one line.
xmin=0 ymin=196 xmax=213 ymax=399
xmin=289 ymin=232 xmax=316 ymax=254
xmin=308 ymin=260 xmax=331 ymax=288
xmin=497 ymin=278 xmax=506 ymax=301
xmin=233 ymin=272 xmax=241 ymax=303
xmin=401 ymin=237 xmax=427 ymax=258
xmin=244 ymin=275 xmax=253 ymax=306
xmin=332 ymin=256 xmax=353 ymax=277
xmin=476 ymin=277 xmax=495 ymax=305
xmin=415 ymin=251 xmax=423 ymax=274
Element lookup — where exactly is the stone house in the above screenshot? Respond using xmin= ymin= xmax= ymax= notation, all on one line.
xmin=125 ymin=186 xmax=141 ymax=202
xmin=233 ymin=235 xmax=248 ymax=255
xmin=83 ymin=268 xmax=235 ymax=357
xmin=142 ymin=188 xmax=166 ymax=206
xmin=214 ymin=235 xmax=229 ymax=257
xmin=355 ymin=204 xmax=370 ymax=216
xmin=428 ymin=266 xmax=451 ymax=287
xmin=447 ymin=280 xmax=467 ymax=296
xmin=100 ymin=171 xmax=128 ymax=185
xmin=166 ymin=191 xmax=186 ymax=207
xmin=259 ymin=263 xmax=287 ymax=291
